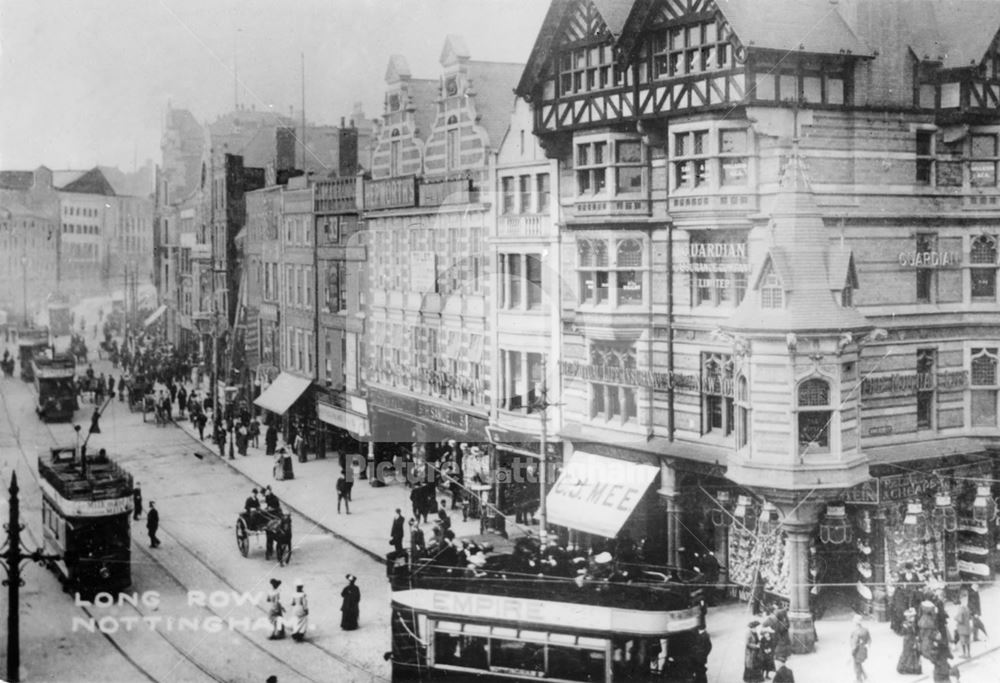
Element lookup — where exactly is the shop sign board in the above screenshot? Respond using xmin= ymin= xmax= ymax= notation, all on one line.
xmin=676 ymin=242 xmax=751 ymax=291
xmin=841 ymin=480 xmax=879 ymax=505
xmin=558 ymin=361 xmax=729 ymax=396
xmin=958 ymin=560 xmax=991 ymax=577
xmin=368 ymin=387 xmax=480 ymax=439
xmin=416 ymin=402 xmax=468 ymax=432
xmin=861 ymin=370 xmax=967 ymax=397
xmin=897 ymin=251 xmax=961 ymax=267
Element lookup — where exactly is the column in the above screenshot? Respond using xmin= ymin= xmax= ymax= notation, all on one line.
xmin=784 ymin=520 xmax=816 ymax=654
xmin=870 ymin=508 xmax=888 ymax=622
xmin=657 ymin=463 xmax=680 ymax=567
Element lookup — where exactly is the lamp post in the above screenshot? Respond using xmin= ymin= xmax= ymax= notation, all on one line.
xmin=20 ymin=256 xmax=27 ymax=327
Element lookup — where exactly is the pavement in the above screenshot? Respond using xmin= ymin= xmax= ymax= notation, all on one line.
xmin=164 ymin=399 xmax=1000 ymax=683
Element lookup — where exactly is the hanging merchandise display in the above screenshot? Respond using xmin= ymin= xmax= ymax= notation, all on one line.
xmin=727 ymin=511 xmax=790 ymax=602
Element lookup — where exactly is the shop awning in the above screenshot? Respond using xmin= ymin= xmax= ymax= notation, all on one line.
xmin=546 ymin=451 xmax=659 ymax=539
xmin=143 ymin=305 xmax=167 ymax=327
xmin=253 ymin=372 xmax=312 ymax=415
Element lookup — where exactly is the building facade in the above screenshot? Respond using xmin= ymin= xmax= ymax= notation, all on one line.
xmin=516 ymin=0 xmax=1000 ymax=651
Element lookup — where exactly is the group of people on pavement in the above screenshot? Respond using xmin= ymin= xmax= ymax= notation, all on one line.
xmin=743 ymin=603 xmax=794 ymax=682
xmin=265 ymin=575 xmax=361 ymax=644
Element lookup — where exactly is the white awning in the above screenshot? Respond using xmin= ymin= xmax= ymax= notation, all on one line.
xmin=546 ymin=451 xmax=659 ymax=538
xmin=253 ymin=372 xmax=312 ymax=415
xmin=143 ymin=305 xmax=167 ymax=327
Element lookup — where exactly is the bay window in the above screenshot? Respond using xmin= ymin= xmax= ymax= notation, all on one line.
xmin=575 ymin=136 xmax=646 ymax=197
xmin=578 ymin=237 xmax=647 ymax=306
xmin=702 ymin=353 xmax=734 ymax=437
xmin=589 ymin=343 xmax=638 ymax=424
xmin=672 ymin=127 xmax=748 ymax=191
xmin=797 ymin=378 xmax=832 ymax=453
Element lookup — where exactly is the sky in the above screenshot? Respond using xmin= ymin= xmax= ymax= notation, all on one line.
xmin=0 ymin=0 xmax=549 ymax=172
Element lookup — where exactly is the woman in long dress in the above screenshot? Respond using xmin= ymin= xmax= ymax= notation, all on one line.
xmin=266 ymin=578 xmax=285 ymax=640
xmin=743 ymin=620 xmax=764 ymax=683
xmin=289 ymin=580 xmax=309 ymax=642
xmin=340 ymin=574 xmax=360 ymax=630
xmin=896 ymin=608 xmax=921 ymax=674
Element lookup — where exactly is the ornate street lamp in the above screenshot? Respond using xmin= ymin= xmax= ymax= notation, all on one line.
xmin=710 ymin=490 xmax=733 ymax=527
xmin=819 ymin=503 xmax=853 ymax=544
xmin=902 ymin=501 xmax=925 ymax=541
xmin=757 ymin=501 xmax=782 ymax=535
xmin=931 ymin=494 xmax=958 ymax=532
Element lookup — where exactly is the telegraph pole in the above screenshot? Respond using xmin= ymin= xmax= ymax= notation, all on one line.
xmin=1 ymin=473 xmax=61 ymax=683
xmin=537 ymin=358 xmax=549 ymax=543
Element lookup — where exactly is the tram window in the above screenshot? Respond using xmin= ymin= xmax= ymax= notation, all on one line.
xmin=549 ymin=645 xmax=604 ymax=682
xmin=491 ymin=639 xmax=544 ymax=675
xmin=459 ymin=637 xmax=489 ymax=670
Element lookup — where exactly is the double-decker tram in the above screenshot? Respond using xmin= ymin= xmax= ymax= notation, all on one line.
xmin=33 ymin=352 xmax=79 ymax=421
xmin=17 ymin=327 xmax=50 ymax=382
xmin=38 ymin=446 xmax=133 ymax=596
xmin=389 ymin=554 xmax=703 ymax=682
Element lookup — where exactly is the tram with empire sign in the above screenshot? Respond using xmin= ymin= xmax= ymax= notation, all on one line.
xmin=38 ymin=446 xmax=134 ymax=596
xmin=388 ymin=549 xmax=703 ymax=682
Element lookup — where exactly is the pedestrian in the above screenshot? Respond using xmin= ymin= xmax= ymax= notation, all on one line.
xmin=147 ymin=501 xmax=160 ymax=548
xmin=132 ymin=482 xmax=142 ymax=521
xmin=968 ymin=583 xmax=987 ymax=642
xmin=237 ymin=423 xmax=248 ymax=456
xmin=409 ymin=518 xmax=426 ymax=559
xmin=692 ymin=624 xmax=712 ymax=683
xmin=249 ymin=417 xmax=261 ymax=448
xmin=117 ymin=375 xmax=126 ymax=402
xmin=289 ymin=580 xmax=309 ymax=642
xmin=294 ymin=432 xmax=306 ymax=464
xmin=743 ymin=620 xmax=764 ymax=683
xmin=390 ymin=508 xmax=405 ymax=554
xmin=336 ymin=471 xmax=350 ymax=514
xmin=931 ymin=637 xmax=960 ymax=682
xmin=265 ymin=423 xmax=278 ymax=455
xmin=772 ymin=655 xmax=795 ymax=683
xmin=266 ymin=578 xmax=285 ymax=640
xmin=410 ymin=485 xmax=426 ymax=523
xmin=106 ymin=373 xmax=114 ymax=396
xmin=177 ymin=385 xmax=187 ymax=415
xmin=955 ymin=590 xmax=973 ymax=658
xmin=340 ymin=574 xmax=360 ymax=630
xmin=850 ymin=614 xmax=871 ymax=683
xmin=897 ymin=608 xmax=922 ymax=674
xmin=274 ymin=447 xmax=293 ymax=480
xmin=437 ymin=501 xmax=451 ymax=532
xmin=94 ymin=374 xmax=105 ymax=403
xmin=196 ymin=411 xmax=207 ymax=441
xmin=759 ymin=624 xmax=775 ymax=680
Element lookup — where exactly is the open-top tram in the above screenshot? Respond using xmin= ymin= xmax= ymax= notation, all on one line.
xmin=33 ymin=353 xmax=79 ymax=421
xmin=38 ymin=446 xmax=133 ymax=597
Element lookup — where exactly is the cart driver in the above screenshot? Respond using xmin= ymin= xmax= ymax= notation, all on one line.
xmin=244 ymin=488 xmax=263 ymax=527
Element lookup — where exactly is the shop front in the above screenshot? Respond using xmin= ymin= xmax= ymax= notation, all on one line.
xmin=253 ymin=371 xmax=316 ymax=455
xmin=316 ymin=392 xmax=369 ymax=466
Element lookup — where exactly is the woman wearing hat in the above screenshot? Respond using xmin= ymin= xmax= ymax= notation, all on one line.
xmin=289 ymin=580 xmax=309 ymax=641
xmin=743 ymin=620 xmax=764 ymax=682
xmin=340 ymin=575 xmax=360 ymax=631
xmin=897 ymin=607 xmax=921 ymax=674
xmin=266 ymin=579 xmax=285 ymax=640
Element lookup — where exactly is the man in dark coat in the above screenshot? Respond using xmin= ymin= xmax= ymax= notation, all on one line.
xmin=265 ymin=423 xmax=278 ymax=455
xmin=196 ymin=411 xmax=207 ymax=440
xmin=132 ymin=482 xmax=142 ymax=521
xmin=692 ymin=625 xmax=712 ymax=683
xmin=147 ymin=501 xmax=160 ymax=547
xmin=340 ymin=575 xmax=360 ymax=630
xmin=409 ymin=518 xmax=426 ymax=559
xmin=337 ymin=472 xmax=351 ymax=514
xmin=390 ymin=509 xmax=405 ymax=554
xmin=772 ymin=655 xmax=795 ymax=682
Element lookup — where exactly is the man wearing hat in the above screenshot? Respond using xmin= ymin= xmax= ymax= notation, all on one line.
xmin=340 ymin=575 xmax=360 ymax=630
xmin=849 ymin=614 xmax=871 ymax=683
xmin=289 ymin=580 xmax=309 ymax=641
xmin=772 ymin=655 xmax=795 ymax=682
xmin=266 ymin=579 xmax=285 ymax=640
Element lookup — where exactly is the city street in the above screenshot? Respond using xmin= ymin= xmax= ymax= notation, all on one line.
xmin=0 ymin=347 xmax=390 ymax=683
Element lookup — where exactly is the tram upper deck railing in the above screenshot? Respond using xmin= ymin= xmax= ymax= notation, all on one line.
xmin=32 ymin=354 xmax=76 ymax=378
xmin=391 ymin=557 xmax=700 ymax=613
xmin=38 ymin=447 xmax=133 ymax=501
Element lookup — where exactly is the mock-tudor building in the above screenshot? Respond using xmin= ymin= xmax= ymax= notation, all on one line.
xmin=517 ymin=0 xmax=1000 ymax=651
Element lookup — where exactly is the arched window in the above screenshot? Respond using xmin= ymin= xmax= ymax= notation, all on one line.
xmin=577 ymin=240 xmax=593 ymax=267
xmin=970 ymin=235 xmax=997 ymax=299
xmin=736 ymin=376 xmax=750 ymax=448
xmin=760 ymin=264 xmax=783 ymax=308
xmin=797 ymin=378 xmax=831 ymax=453
xmin=616 ymin=239 xmax=644 ymax=303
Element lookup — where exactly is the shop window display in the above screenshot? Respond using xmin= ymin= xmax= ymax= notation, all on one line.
xmin=727 ymin=509 xmax=790 ymax=607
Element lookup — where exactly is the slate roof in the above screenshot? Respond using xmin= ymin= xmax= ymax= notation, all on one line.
xmin=0 ymin=171 xmax=35 ymax=191
xmin=57 ymin=168 xmax=116 ymax=196
xmin=51 ymin=170 xmax=86 ymax=189
xmin=467 ymin=61 xmax=524 ymax=148
xmin=905 ymin=0 xmax=1000 ymax=68
xmin=725 ymin=154 xmax=871 ymax=335
xmin=716 ymin=0 xmax=872 ymax=56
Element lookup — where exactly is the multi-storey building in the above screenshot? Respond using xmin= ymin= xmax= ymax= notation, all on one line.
xmin=0 ymin=167 xmax=60 ymax=322
xmin=362 ymin=37 xmax=522 ymax=468
xmin=516 ymin=0 xmax=1000 ymax=651
xmin=54 ymin=168 xmax=121 ymax=299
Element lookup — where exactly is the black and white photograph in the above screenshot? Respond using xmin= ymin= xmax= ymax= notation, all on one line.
xmin=2 ymin=0 xmax=1000 ymax=681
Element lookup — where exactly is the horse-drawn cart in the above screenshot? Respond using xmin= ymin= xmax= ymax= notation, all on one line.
xmin=235 ymin=510 xmax=292 ymax=565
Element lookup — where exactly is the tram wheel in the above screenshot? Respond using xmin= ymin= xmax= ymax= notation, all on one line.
xmin=236 ymin=519 xmax=249 ymax=557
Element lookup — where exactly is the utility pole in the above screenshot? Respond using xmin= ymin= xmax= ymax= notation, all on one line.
xmin=537 ymin=357 xmax=549 ymax=543
xmin=1 ymin=473 xmax=61 ymax=683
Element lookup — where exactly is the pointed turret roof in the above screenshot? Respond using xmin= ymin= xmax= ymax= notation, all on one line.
xmin=57 ymin=167 xmax=116 ymax=196
xmin=725 ymin=151 xmax=871 ymax=335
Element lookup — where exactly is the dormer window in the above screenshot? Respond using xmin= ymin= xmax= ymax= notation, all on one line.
xmin=760 ymin=266 xmax=783 ymax=308
xmin=841 ymin=285 xmax=853 ymax=307
xmin=389 ymin=94 xmax=401 ymax=112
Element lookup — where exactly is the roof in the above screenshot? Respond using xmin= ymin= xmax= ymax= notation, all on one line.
xmin=905 ymin=0 xmax=1000 ymax=68
xmin=725 ymin=153 xmax=872 ymax=334
xmin=591 ymin=0 xmax=635 ymax=38
xmin=56 ymin=168 xmax=116 ymax=196
xmin=0 ymin=171 xmax=35 ymax=191
xmin=716 ymin=0 xmax=872 ymax=56
xmin=467 ymin=61 xmax=524 ymax=148
xmin=51 ymin=170 xmax=86 ymax=188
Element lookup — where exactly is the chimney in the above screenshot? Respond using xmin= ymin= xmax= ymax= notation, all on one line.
xmin=341 ymin=116 xmax=346 ymax=128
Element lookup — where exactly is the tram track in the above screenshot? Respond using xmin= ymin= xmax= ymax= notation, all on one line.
xmin=0 ymin=376 xmax=386 ymax=682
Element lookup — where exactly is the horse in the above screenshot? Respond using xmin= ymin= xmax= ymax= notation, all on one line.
xmin=265 ymin=514 xmax=293 ymax=566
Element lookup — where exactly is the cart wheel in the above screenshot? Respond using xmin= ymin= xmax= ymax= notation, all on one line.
xmin=236 ymin=518 xmax=249 ymax=557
